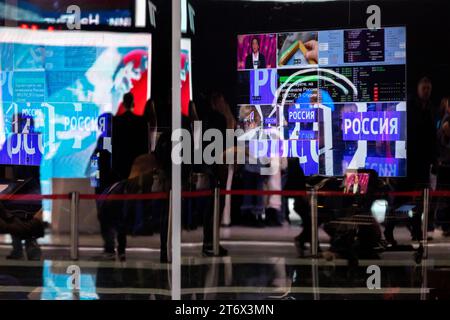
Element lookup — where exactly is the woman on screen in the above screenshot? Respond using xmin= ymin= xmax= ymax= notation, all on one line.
xmin=245 ymin=38 xmax=266 ymax=69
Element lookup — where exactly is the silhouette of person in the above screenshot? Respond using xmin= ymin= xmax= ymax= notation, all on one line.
xmin=112 ymin=92 xmax=149 ymax=181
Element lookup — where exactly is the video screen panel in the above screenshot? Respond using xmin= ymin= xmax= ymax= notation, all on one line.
xmin=277 ymin=31 xmax=318 ymax=67
xmin=181 ymin=38 xmax=193 ymax=116
xmin=318 ymin=27 xmax=406 ymax=66
xmin=237 ymin=33 xmax=277 ymax=70
xmin=319 ymin=65 xmax=406 ymax=103
xmin=237 ymin=27 xmax=406 ymax=177
xmin=344 ymin=172 xmax=370 ymax=195
xmin=0 ymin=27 xmax=151 ymax=183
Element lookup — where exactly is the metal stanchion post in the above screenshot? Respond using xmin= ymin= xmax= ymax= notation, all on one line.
xmin=70 ymin=191 xmax=79 ymax=260
xmin=311 ymin=258 xmax=320 ymax=300
xmin=420 ymin=260 xmax=428 ymax=300
xmin=213 ymin=187 xmax=220 ymax=256
xmin=422 ymin=188 xmax=430 ymax=259
xmin=310 ymin=188 xmax=320 ymax=299
xmin=419 ymin=188 xmax=430 ymax=300
xmin=171 ymin=0 xmax=182 ymax=301
xmin=167 ymin=190 xmax=173 ymax=263
xmin=310 ymin=189 xmax=319 ymax=257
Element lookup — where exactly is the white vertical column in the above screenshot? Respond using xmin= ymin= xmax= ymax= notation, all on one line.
xmin=171 ymin=0 xmax=182 ymax=301
xmin=135 ymin=0 xmax=147 ymax=28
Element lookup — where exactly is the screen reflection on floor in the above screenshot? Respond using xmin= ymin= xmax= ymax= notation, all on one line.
xmin=41 ymin=260 xmax=98 ymax=300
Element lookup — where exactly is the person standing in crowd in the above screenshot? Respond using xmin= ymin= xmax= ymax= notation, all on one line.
xmin=238 ymin=105 xmax=266 ymax=227
xmin=4 ymin=166 xmax=43 ymax=260
xmin=208 ymin=94 xmax=236 ymax=227
xmin=264 ymin=128 xmax=286 ymax=227
xmin=1 ymin=116 xmax=43 ymax=260
xmin=90 ymin=113 xmax=116 ymax=193
xmin=0 ymin=204 xmax=45 ymax=239
xmin=181 ymin=100 xmax=200 ymax=231
xmin=435 ymin=98 xmax=450 ymax=237
xmin=0 ymin=158 xmax=45 ymax=245
xmin=198 ymin=92 xmax=230 ymax=256
xmin=112 ymin=92 xmax=149 ymax=181
xmin=284 ymin=157 xmax=312 ymax=255
xmin=406 ymin=77 xmax=437 ymax=241
xmin=436 ymin=97 xmax=449 ymax=129
xmin=152 ymin=130 xmax=172 ymax=263
xmin=97 ymin=154 xmax=159 ymax=261
xmin=431 ymin=98 xmax=450 ymax=194
xmin=245 ymin=38 xmax=266 ymax=69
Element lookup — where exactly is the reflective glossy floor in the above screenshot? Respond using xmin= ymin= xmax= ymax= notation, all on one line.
xmin=1 ymin=226 xmax=450 ymax=300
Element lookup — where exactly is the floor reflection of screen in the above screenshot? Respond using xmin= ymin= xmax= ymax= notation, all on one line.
xmin=236 ymin=27 xmax=406 ymax=177
xmin=41 ymin=261 xmax=98 ymax=300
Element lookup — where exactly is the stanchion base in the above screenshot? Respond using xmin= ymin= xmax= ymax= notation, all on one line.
xmin=414 ymin=245 xmax=424 ymax=265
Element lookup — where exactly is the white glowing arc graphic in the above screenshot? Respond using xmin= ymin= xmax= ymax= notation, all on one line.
xmin=267 ymin=68 xmax=358 ymax=135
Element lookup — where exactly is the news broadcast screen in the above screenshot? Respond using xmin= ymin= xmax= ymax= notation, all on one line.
xmin=181 ymin=38 xmax=192 ymax=116
xmin=344 ymin=172 xmax=370 ymax=195
xmin=0 ymin=27 xmax=151 ymax=186
xmin=237 ymin=27 xmax=406 ymax=177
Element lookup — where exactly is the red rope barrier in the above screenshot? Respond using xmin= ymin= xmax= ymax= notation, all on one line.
xmin=79 ymin=192 xmax=169 ymax=200
xmin=316 ymin=191 xmax=356 ymax=197
xmin=0 ymin=194 xmax=70 ymax=201
xmin=381 ymin=191 xmax=422 ymax=197
xmin=220 ymin=190 xmax=421 ymax=197
xmin=182 ymin=190 xmax=213 ymax=197
xmin=220 ymin=189 xmax=307 ymax=196
xmin=0 ymin=189 xmax=441 ymax=202
xmin=430 ymin=190 xmax=450 ymax=197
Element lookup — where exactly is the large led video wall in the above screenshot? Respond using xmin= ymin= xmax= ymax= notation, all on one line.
xmin=0 ymin=27 xmax=151 ymax=184
xmin=237 ymin=27 xmax=406 ymax=177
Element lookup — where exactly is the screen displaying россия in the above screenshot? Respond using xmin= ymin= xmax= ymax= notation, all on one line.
xmin=237 ymin=26 xmax=406 ymax=177
xmin=0 ymin=27 xmax=151 ymax=182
